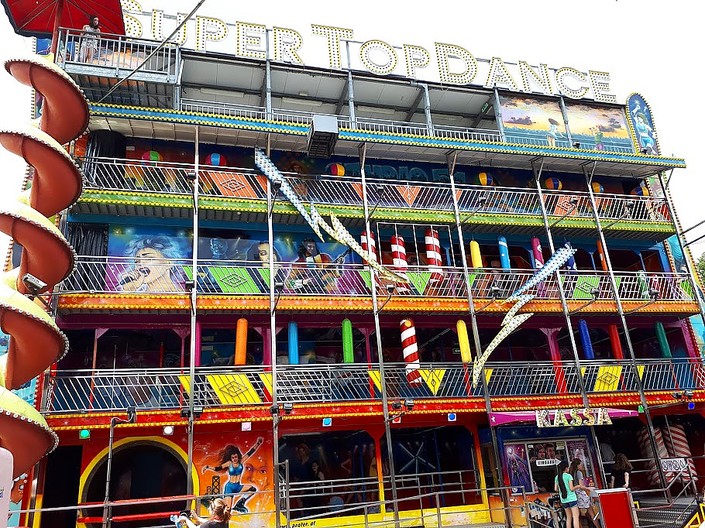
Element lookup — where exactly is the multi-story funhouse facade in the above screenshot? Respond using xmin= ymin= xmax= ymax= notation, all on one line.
xmin=3 ymin=8 xmax=705 ymax=528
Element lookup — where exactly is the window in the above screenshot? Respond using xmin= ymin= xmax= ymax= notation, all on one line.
xmin=505 ymin=438 xmax=593 ymax=494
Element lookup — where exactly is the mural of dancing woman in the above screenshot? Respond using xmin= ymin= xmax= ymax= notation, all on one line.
xmin=202 ymin=437 xmax=264 ymax=513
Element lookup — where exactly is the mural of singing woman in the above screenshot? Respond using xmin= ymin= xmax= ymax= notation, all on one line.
xmin=202 ymin=437 xmax=265 ymax=513
xmin=119 ymin=236 xmax=185 ymax=292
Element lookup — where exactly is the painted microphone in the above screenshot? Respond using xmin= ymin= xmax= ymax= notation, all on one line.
xmin=119 ymin=267 xmax=149 ymax=286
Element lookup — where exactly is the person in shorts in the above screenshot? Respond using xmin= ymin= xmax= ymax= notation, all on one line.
xmin=555 ymin=460 xmax=589 ymax=528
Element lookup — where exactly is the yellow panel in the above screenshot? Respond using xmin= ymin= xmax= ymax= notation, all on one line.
xmin=484 ymin=368 xmax=493 ymax=383
xmin=259 ymin=372 xmax=273 ymax=395
xmin=179 ymin=375 xmax=192 ymax=395
xmin=369 ymin=371 xmax=382 ymax=392
xmin=208 ymin=374 xmax=262 ymax=405
xmin=637 ymin=365 xmax=645 ymax=379
xmin=419 ymin=368 xmax=446 ymax=396
xmin=593 ymin=366 xmax=622 ymax=392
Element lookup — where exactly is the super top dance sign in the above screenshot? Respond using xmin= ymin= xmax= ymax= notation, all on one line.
xmin=120 ymin=0 xmax=616 ymax=103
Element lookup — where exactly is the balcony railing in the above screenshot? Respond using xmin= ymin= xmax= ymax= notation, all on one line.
xmin=43 ymin=359 xmax=705 ymax=414
xmin=79 ymin=157 xmax=671 ymax=225
xmin=57 ymin=256 xmax=695 ymax=304
xmin=55 ymin=29 xmax=179 ymax=80
xmin=181 ymin=98 xmax=315 ymax=126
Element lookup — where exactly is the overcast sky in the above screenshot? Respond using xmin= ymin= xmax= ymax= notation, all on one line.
xmin=0 ymin=0 xmax=702 ymax=253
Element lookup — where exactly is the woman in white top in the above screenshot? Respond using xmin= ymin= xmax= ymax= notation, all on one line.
xmin=80 ymin=15 xmax=100 ymax=62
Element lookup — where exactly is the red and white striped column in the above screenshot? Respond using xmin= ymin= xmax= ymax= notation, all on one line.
xmin=361 ymin=231 xmax=381 ymax=289
xmin=637 ymin=426 xmax=674 ymax=486
xmin=391 ymin=235 xmax=410 ymax=293
xmin=400 ymin=318 xmax=421 ymax=384
xmin=663 ymin=424 xmax=698 ymax=483
xmin=425 ymin=227 xmax=444 ymax=284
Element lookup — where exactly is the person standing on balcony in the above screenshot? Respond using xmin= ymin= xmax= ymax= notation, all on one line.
xmin=79 ymin=15 xmax=100 ymax=63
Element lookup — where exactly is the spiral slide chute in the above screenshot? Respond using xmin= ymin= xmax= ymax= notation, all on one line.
xmin=4 ymin=57 xmax=89 ymax=145
xmin=0 ymin=268 xmax=68 ymax=389
xmin=0 ymin=124 xmax=82 ymax=217
xmin=0 ymin=388 xmax=58 ymax=479
xmin=0 ymin=194 xmax=76 ymax=293
xmin=0 ymin=55 xmax=87 ymax=478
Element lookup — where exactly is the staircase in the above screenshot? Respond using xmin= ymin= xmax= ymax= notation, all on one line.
xmin=635 ymin=496 xmax=701 ymax=528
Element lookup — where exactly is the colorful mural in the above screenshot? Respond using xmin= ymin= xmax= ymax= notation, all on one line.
xmin=498 ymin=96 xmax=567 ymax=148
xmin=563 ymin=102 xmax=632 ymax=151
xmin=196 ymin=232 xmax=361 ymax=295
xmin=627 ymin=94 xmax=659 ymax=155
xmin=106 ymin=225 xmax=192 ymax=293
xmin=504 ymin=443 xmax=532 ymax=493
xmin=78 ymin=433 xmax=275 ymax=528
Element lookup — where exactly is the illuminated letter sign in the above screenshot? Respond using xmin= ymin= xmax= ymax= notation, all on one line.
xmin=536 ymin=408 xmax=613 ymax=428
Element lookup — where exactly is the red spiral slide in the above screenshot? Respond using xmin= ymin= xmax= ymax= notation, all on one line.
xmin=0 ymin=55 xmax=87 ymax=479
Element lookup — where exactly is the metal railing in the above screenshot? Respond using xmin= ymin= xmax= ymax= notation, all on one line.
xmin=43 ymin=359 xmax=705 ymax=414
xmin=16 ymin=482 xmax=521 ymax=528
xmin=285 ymin=470 xmax=483 ymax=521
xmin=78 ymin=157 xmax=672 ymax=226
xmin=56 ymin=256 xmax=696 ymax=305
xmin=181 ymin=99 xmax=315 ymax=126
xmin=58 ymin=257 xmax=469 ymax=298
xmin=55 ymin=29 xmax=179 ymax=79
xmin=504 ymin=133 xmax=634 ymax=154
xmin=485 ymin=361 xmax=582 ymax=397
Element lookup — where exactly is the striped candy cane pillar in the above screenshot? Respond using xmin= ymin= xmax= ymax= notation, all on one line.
xmin=391 ymin=235 xmax=410 ymax=293
xmin=400 ymin=318 xmax=421 ymax=384
xmin=637 ymin=426 xmax=674 ymax=486
xmin=663 ymin=424 xmax=698 ymax=483
xmin=361 ymin=231 xmax=378 ymax=265
xmin=425 ymin=227 xmax=444 ymax=284
xmin=361 ymin=231 xmax=381 ymax=289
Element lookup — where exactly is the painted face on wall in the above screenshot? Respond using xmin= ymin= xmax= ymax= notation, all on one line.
xmin=244 ymin=459 xmax=270 ymax=490
xmin=210 ymin=238 xmax=228 ymax=258
xmin=257 ymin=243 xmax=278 ymax=265
xmin=134 ymin=247 xmax=171 ymax=284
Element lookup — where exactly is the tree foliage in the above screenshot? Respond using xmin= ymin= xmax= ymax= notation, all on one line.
xmin=697 ymin=252 xmax=705 ymax=283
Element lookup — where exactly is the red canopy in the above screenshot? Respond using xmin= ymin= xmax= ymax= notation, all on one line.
xmin=1 ymin=0 xmax=125 ymax=38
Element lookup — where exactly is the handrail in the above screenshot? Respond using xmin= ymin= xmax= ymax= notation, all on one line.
xmin=16 ymin=483 xmax=524 ymax=527
xmin=76 ymin=157 xmax=673 ymax=226
xmin=43 ymin=359 xmax=705 ymax=414
xmin=55 ymin=28 xmax=179 ymax=79
xmin=56 ymin=255 xmax=695 ymax=305
xmin=632 ymin=466 xmax=698 ymax=504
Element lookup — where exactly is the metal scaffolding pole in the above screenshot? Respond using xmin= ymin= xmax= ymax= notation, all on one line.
xmin=358 ymin=143 xmax=400 ymax=528
xmin=447 ymin=151 xmax=511 ymax=527
xmin=532 ymin=159 xmax=590 ymax=409
xmin=186 ymin=126 xmax=200 ymax=498
xmin=265 ymin=136 xmax=284 ymax=528
xmin=583 ymin=162 xmax=667 ymax=489
xmin=657 ymin=171 xmax=705 ymax=326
